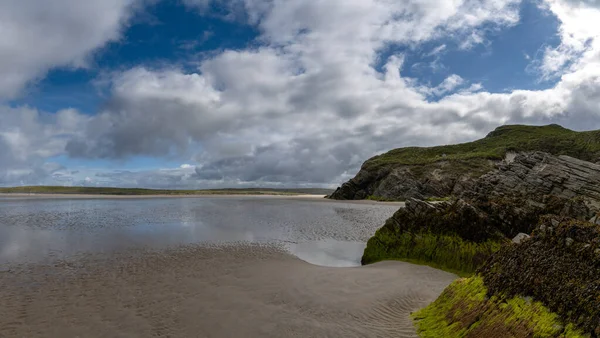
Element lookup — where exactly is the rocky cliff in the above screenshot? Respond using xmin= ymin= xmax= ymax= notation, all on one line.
xmin=359 ymin=136 xmax=600 ymax=336
xmin=329 ymin=124 xmax=600 ymax=201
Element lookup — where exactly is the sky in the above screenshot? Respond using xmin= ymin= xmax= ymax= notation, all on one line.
xmin=2 ymin=0 xmax=600 ymax=189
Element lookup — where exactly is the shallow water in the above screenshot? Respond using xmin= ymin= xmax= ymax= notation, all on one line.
xmin=0 ymin=196 xmax=399 ymax=267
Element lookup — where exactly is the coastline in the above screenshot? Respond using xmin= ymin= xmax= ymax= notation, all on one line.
xmin=0 ymin=193 xmax=405 ymax=205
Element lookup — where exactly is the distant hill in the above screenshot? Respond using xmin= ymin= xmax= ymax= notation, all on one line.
xmin=329 ymin=124 xmax=600 ymax=201
xmin=0 ymin=186 xmax=334 ymax=196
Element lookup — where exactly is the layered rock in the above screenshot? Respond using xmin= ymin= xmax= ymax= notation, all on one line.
xmin=328 ymin=159 xmax=486 ymax=200
xmin=468 ymin=151 xmax=600 ymax=210
xmin=329 ymin=124 xmax=600 ymax=201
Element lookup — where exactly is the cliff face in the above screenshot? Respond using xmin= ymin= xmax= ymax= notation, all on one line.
xmin=329 ymin=124 xmax=600 ymax=201
xmin=328 ymin=159 xmax=488 ymax=200
xmin=468 ymin=151 xmax=600 ymax=209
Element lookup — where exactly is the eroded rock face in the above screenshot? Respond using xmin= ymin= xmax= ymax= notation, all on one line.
xmin=328 ymin=161 xmax=484 ymax=200
xmin=331 ymin=151 xmax=600 ymax=211
xmin=468 ymin=152 xmax=600 ymax=210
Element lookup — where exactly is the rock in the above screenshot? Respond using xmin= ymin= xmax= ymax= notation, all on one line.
xmin=468 ymin=152 xmax=600 ymax=216
xmin=479 ymin=217 xmax=600 ymax=335
xmin=566 ymin=237 xmax=574 ymax=247
xmin=512 ymin=233 xmax=531 ymax=244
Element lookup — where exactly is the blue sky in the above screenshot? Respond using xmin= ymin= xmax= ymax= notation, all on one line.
xmin=2 ymin=0 xmax=600 ymax=188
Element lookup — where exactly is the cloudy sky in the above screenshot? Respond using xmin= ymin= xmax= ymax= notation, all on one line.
xmin=1 ymin=0 xmax=600 ymax=188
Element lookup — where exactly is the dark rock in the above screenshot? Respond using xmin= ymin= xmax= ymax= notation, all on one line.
xmin=479 ymin=216 xmax=600 ymax=335
xmin=329 ymin=160 xmax=486 ymax=200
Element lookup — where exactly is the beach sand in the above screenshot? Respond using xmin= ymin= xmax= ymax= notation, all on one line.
xmin=0 ymin=244 xmax=455 ymax=338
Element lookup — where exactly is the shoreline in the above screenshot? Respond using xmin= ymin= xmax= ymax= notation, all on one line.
xmin=0 ymin=244 xmax=455 ymax=337
xmin=0 ymin=193 xmax=405 ymax=205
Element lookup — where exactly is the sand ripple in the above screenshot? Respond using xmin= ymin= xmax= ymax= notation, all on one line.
xmin=0 ymin=244 xmax=455 ymax=338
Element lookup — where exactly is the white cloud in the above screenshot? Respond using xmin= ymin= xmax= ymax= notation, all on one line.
xmin=0 ymin=106 xmax=88 ymax=185
xmin=537 ymin=0 xmax=600 ymax=78
xmin=425 ymin=44 xmax=448 ymax=57
xmin=0 ymin=0 xmax=140 ymax=100
xmin=4 ymin=0 xmax=600 ymax=188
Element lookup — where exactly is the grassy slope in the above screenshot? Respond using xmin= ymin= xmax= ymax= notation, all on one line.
xmin=363 ymin=124 xmax=600 ymax=171
xmin=0 ymin=186 xmax=333 ymax=196
xmin=413 ymin=276 xmax=586 ymax=338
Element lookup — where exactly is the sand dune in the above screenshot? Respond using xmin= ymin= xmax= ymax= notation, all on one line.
xmin=0 ymin=244 xmax=455 ymax=338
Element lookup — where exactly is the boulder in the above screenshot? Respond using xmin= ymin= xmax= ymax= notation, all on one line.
xmin=512 ymin=233 xmax=530 ymax=244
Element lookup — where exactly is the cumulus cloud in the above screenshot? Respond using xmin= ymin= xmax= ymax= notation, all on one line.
xmin=0 ymin=0 xmax=140 ymax=99
xmin=536 ymin=0 xmax=600 ymax=78
xmin=3 ymin=0 xmax=600 ymax=188
xmin=0 ymin=106 xmax=87 ymax=184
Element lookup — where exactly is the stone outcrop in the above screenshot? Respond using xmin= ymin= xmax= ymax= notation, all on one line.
xmin=467 ymin=151 xmax=600 ymax=210
xmin=328 ymin=160 xmax=486 ymax=200
xmin=329 ymin=124 xmax=600 ymax=202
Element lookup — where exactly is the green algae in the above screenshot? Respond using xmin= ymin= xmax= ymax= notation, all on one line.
xmin=412 ymin=276 xmax=588 ymax=338
xmin=362 ymin=227 xmax=502 ymax=275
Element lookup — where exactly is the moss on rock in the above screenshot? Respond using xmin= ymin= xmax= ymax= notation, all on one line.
xmin=479 ymin=216 xmax=600 ymax=335
xmin=413 ymin=276 xmax=587 ymax=338
xmin=362 ymin=227 xmax=502 ymax=275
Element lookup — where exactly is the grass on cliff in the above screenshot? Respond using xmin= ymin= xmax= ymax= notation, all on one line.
xmin=412 ymin=276 xmax=587 ymax=338
xmin=0 ymin=186 xmax=333 ymax=196
xmin=362 ymin=227 xmax=503 ymax=276
xmin=363 ymin=124 xmax=600 ymax=170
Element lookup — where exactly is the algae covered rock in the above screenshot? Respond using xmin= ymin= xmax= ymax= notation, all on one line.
xmin=361 ymin=198 xmax=506 ymax=273
xmin=361 ymin=195 xmax=590 ymax=274
xmin=479 ymin=216 xmax=600 ymax=335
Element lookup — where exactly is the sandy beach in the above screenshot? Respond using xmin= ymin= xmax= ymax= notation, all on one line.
xmin=0 ymin=244 xmax=455 ymax=338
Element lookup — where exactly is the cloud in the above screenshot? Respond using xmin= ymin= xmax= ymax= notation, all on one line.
xmin=3 ymin=0 xmax=600 ymax=188
xmin=0 ymin=106 xmax=87 ymax=185
xmin=536 ymin=0 xmax=600 ymax=78
xmin=0 ymin=0 xmax=140 ymax=100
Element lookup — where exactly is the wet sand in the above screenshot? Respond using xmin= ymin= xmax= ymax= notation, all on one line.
xmin=0 ymin=244 xmax=455 ymax=338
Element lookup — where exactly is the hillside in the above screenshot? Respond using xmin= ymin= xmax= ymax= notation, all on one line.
xmin=0 ymin=186 xmax=333 ymax=196
xmin=329 ymin=124 xmax=600 ymax=201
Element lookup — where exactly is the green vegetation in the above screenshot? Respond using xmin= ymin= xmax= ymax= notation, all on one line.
xmin=363 ymin=124 xmax=600 ymax=170
xmin=0 ymin=186 xmax=333 ymax=196
xmin=413 ymin=276 xmax=587 ymax=338
xmin=362 ymin=228 xmax=502 ymax=275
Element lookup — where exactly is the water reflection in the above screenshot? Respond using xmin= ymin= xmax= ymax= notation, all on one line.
xmin=0 ymin=197 xmax=398 ymax=266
